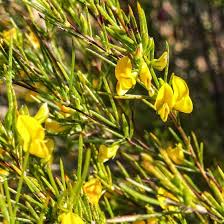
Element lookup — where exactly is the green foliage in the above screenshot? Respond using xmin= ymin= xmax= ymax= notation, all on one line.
xmin=0 ymin=0 xmax=223 ymax=223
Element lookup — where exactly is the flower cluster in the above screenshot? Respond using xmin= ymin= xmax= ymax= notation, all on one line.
xmin=115 ymin=51 xmax=167 ymax=96
xmin=115 ymin=52 xmax=193 ymax=122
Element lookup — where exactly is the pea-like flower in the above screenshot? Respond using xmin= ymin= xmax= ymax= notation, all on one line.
xmin=155 ymin=75 xmax=193 ymax=122
xmin=155 ymin=83 xmax=175 ymax=122
xmin=152 ymin=51 xmax=168 ymax=71
xmin=115 ymin=56 xmax=136 ymax=96
xmin=139 ymin=59 xmax=152 ymax=90
xmin=60 ymin=212 xmax=84 ymax=224
xmin=98 ymin=144 xmax=119 ymax=163
xmin=166 ymin=143 xmax=184 ymax=165
xmin=16 ymin=103 xmax=53 ymax=160
xmin=172 ymin=75 xmax=193 ymax=113
xmin=83 ymin=178 xmax=102 ymax=205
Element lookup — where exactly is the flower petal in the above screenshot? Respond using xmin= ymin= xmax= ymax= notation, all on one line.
xmin=116 ymin=77 xmax=136 ymax=96
xmin=155 ymin=83 xmax=174 ymax=111
xmin=34 ymin=103 xmax=49 ymax=123
xmin=167 ymin=143 xmax=184 ymax=165
xmin=16 ymin=115 xmax=45 ymax=151
xmin=29 ymin=140 xmax=50 ymax=158
xmin=98 ymin=144 xmax=119 ymax=163
xmin=152 ymin=51 xmax=168 ymax=71
xmin=172 ymin=75 xmax=189 ymax=100
xmin=83 ymin=178 xmax=102 ymax=205
xmin=158 ymin=103 xmax=170 ymax=122
xmin=60 ymin=212 xmax=84 ymax=224
xmin=139 ymin=60 xmax=152 ymax=90
xmin=115 ymin=56 xmax=132 ymax=80
xmin=116 ymin=81 xmax=129 ymax=96
xmin=172 ymin=75 xmax=193 ymax=113
xmin=174 ymin=95 xmax=193 ymax=113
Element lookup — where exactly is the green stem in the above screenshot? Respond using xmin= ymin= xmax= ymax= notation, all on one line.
xmin=3 ymin=180 xmax=13 ymax=219
xmin=69 ymin=148 xmax=91 ymax=210
xmin=12 ymin=150 xmax=30 ymax=224
xmin=77 ymin=133 xmax=83 ymax=180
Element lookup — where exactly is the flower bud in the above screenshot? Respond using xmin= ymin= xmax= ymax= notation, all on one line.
xmin=98 ymin=144 xmax=119 ymax=163
xmin=166 ymin=143 xmax=184 ymax=165
xmin=152 ymin=52 xmax=168 ymax=71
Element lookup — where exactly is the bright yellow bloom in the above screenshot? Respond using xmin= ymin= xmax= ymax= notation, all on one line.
xmin=154 ymin=75 xmax=193 ymax=122
xmin=60 ymin=212 xmax=84 ymax=224
xmin=139 ymin=60 xmax=152 ymax=90
xmin=16 ymin=104 xmax=53 ymax=159
xmin=154 ymin=83 xmax=174 ymax=122
xmin=152 ymin=52 xmax=168 ymax=71
xmin=115 ymin=56 xmax=136 ymax=96
xmin=83 ymin=178 xmax=102 ymax=205
xmin=166 ymin=143 xmax=184 ymax=165
xmin=98 ymin=144 xmax=119 ymax=163
xmin=172 ymin=75 xmax=193 ymax=113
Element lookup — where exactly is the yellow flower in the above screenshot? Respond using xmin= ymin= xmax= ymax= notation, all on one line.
xmin=154 ymin=83 xmax=174 ymax=122
xmin=139 ymin=60 xmax=152 ymax=90
xmin=60 ymin=212 xmax=84 ymax=224
xmin=172 ymin=75 xmax=193 ymax=113
xmin=83 ymin=178 xmax=102 ymax=205
xmin=154 ymin=75 xmax=193 ymax=122
xmin=115 ymin=56 xmax=136 ymax=96
xmin=166 ymin=143 xmax=184 ymax=165
xmin=16 ymin=104 xmax=53 ymax=159
xmin=152 ymin=52 xmax=168 ymax=71
xmin=98 ymin=144 xmax=119 ymax=163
